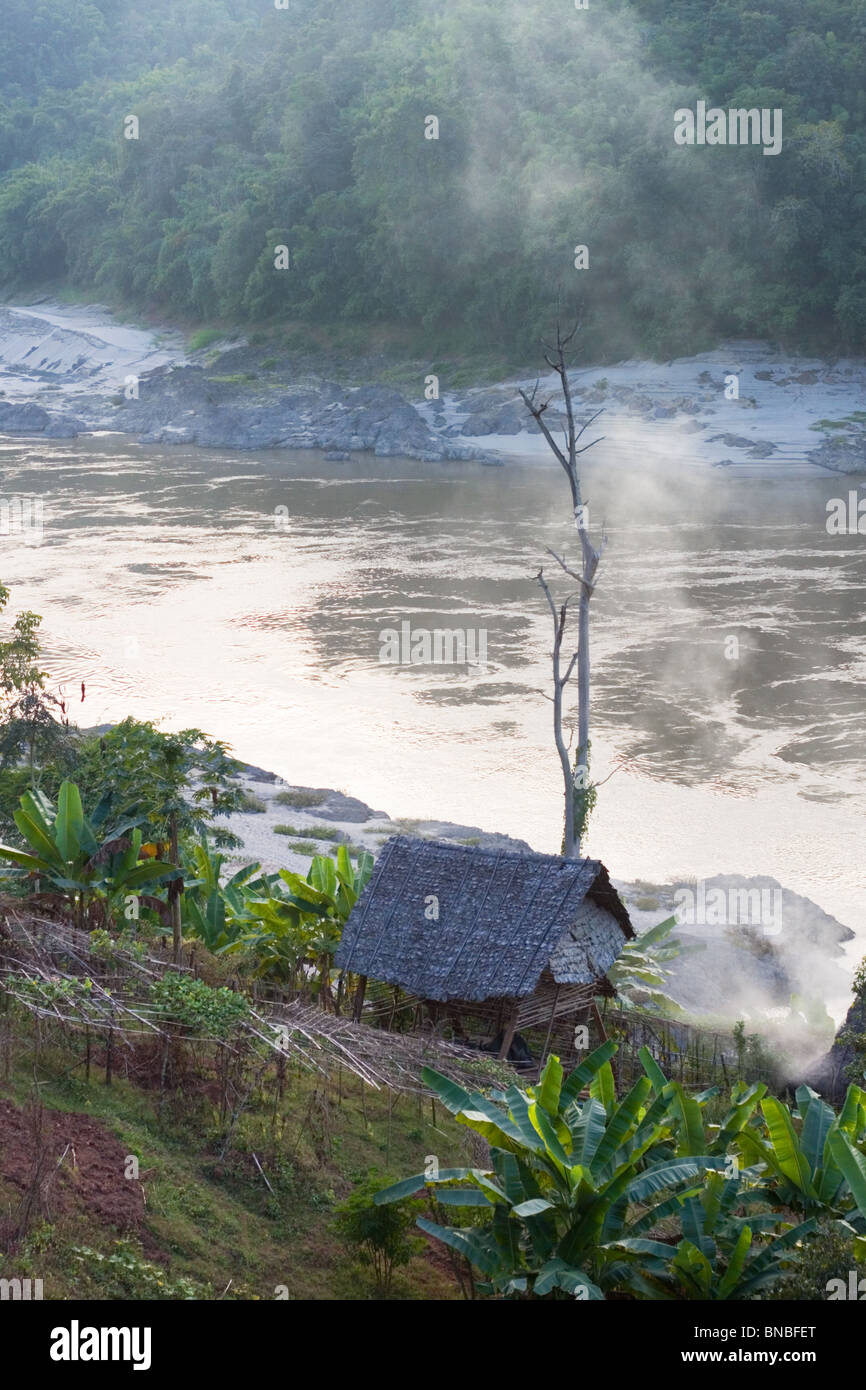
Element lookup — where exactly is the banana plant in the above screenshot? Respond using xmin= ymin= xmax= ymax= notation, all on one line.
xmin=736 ymin=1084 xmax=866 ymax=1226
xmin=279 ymin=846 xmax=375 ymax=924
xmin=0 ymin=781 xmax=180 ymax=927
xmin=615 ymin=1170 xmax=816 ymax=1299
xmin=642 ymin=1048 xmax=866 ymax=1230
xmin=210 ymin=845 xmax=374 ymax=992
xmin=180 ymin=837 xmax=267 ymax=951
xmin=606 ymin=915 xmax=701 ymax=1013
xmin=375 ymin=1043 xmax=729 ymax=1298
xmin=638 ymin=1045 xmax=768 ymax=1160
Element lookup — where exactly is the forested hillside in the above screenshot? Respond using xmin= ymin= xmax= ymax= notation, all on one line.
xmin=0 ymin=0 xmax=864 ymax=358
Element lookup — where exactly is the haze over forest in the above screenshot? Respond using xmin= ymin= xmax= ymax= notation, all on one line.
xmin=1 ymin=0 xmax=864 ymax=358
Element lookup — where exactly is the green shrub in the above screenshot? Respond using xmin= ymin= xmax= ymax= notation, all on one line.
xmin=765 ymin=1222 xmax=863 ymax=1301
xmin=188 ymin=328 xmax=222 ymax=351
xmin=334 ymin=1171 xmax=423 ymax=1296
xmin=149 ymin=973 xmax=249 ymax=1038
xmin=69 ymin=1239 xmax=206 ymax=1299
xmin=273 ymin=823 xmax=341 ymax=841
xmin=838 ymin=955 xmax=866 ymax=1084
xmin=274 ymin=789 xmax=326 ymax=809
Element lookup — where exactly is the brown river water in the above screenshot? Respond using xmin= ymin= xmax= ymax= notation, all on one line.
xmin=1 ymin=432 xmax=863 ymax=972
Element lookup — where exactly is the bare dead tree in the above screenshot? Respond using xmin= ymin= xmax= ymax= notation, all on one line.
xmin=520 ymin=320 xmax=605 ymax=857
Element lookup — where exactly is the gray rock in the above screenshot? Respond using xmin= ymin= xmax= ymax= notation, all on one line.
xmin=0 ymin=401 xmax=50 ymax=433
xmin=1 ymin=347 xmax=503 ymax=463
xmin=140 ymin=425 xmax=196 ymax=445
xmin=460 ymin=398 xmax=527 ymax=436
xmin=280 ymin=786 xmax=385 ymax=823
xmin=805 ymin=992 xmax=865 ymax=1102
xmin=708 ymin=433 xmax=755 ymax=449
xmin=44 ymin=415 xmax=85 ymax=438
xmin=808 ymin=433 xmax=866 ymax=475
xmin=407 ymin=820 xmax=533 ymax=853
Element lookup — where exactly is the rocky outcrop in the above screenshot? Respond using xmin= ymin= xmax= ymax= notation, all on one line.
xmin=0 ymin=400 xmax=84 ymax=437
xmin=5 ymin=304 xmax=866 ymax=473
xmin=235 ymin=765 xmax=532 ymax=852
xmin=807 ymin=431 xmax=866 ymax=475
xmin=109 ymin=368 xmax=494 ymax=462
xmin=708 ymin=432 xmax=777 ymax=457
xmin=804 ymin=991 xmax=866 ymax=1102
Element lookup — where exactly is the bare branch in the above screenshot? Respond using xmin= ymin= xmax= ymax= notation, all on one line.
xmin=575 ymin=407 xmax=605 ymax=442
xmin=546 ymin=546 xmax=582 ymax=583
xmin=562 ymin=651 xmax=579 ymax=685
xmin=521 ymin=389 xmax=569 ymax=471
xmin=535 ymin=567 xmax=558 ymax=623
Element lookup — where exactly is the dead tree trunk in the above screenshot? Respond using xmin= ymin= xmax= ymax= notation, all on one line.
xmin=536 ymin=566 xmax=579 ymax=855
xmin=520 ymin=321 xmax=605 ymax=857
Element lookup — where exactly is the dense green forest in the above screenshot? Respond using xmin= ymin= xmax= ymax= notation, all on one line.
xmin=0 ymin=0 xmax=864 ymax=359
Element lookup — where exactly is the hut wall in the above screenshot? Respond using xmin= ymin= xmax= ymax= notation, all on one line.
xmin=548 ymin=898 xmax=624 ymax=985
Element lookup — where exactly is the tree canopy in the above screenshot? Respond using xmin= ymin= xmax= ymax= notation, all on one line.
xmin=1 ymin=0 xmax=863 ymax=357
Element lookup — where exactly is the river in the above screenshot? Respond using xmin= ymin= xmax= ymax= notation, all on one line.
xmin=1 ymin=430 xmax=864 ymax=972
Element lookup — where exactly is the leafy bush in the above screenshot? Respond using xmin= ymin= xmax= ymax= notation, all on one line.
xmin=69 ymin=1239 xmax=206 ymax=1300
xmin=149 ymin=973 xmax=249 ymax=1038
xmin=838 ymin=955 xmax=866 ymax=1085
xmin=764 ymin=1221 xmax=864 ymax=1301
xmin=188 ymin=329 xmax=223 ymax=352
xmin=274 ymin=790 xmax=326 ymax=809
xmin=273 ymin=823 xmax=342 ymax=841
xmin=72 ymin=719 xmax=244 ymax=851
xmin=334 ymin=1171 xmax=423 ymax=1296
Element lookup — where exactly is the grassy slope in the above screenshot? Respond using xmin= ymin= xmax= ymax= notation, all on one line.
xmin=0 ymin=1027 xmax=471 ymax=1301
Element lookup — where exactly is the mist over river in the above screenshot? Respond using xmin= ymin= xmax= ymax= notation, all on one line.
xmin=2 ymin=431 xmax=864 ymax=989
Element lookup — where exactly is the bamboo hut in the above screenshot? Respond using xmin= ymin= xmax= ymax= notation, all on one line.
xmin=335 ymin=835 xmax=634 ymax=1063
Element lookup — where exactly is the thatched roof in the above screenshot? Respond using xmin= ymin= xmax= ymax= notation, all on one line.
xmin=335 ymin=836 xmax=634 ymax=1003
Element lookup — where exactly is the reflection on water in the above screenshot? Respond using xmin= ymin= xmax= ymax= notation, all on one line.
xmin=1 ymin=434 xmax=864 ymax=959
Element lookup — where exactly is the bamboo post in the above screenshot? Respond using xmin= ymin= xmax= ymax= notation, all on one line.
xmin=497 ymin=1002 xmax=520 ymax=1060
xmin=591 ymin=1001 xmax=608 ymax=1041
xmin=352 ymin=975 xmax=367 ymax=1023
xmin=538 ymin=987 xmax=560 ymax=1075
